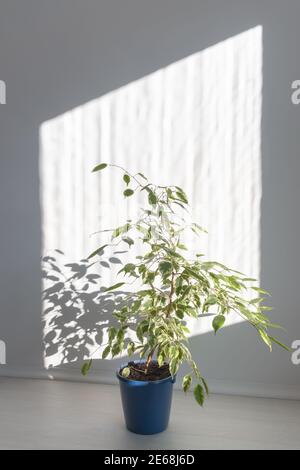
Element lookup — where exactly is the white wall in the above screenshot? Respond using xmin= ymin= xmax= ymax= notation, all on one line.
xmin=0 ymin=0 xmax=299 ymax=398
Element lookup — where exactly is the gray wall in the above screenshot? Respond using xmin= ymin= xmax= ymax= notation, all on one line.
xmin=0 ymin=0 xmax=299 ymax=397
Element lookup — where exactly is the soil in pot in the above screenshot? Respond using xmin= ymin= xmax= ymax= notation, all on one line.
xmin=122 ymin=361 xmax=171 ymax=381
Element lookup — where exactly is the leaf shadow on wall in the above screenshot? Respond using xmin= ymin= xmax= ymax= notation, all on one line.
xmin=42 ymin=251 xmax=132 ymax=368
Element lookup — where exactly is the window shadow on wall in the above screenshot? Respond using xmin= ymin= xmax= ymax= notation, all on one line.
xmin=40 ymin=26 xmax=263 ymax=372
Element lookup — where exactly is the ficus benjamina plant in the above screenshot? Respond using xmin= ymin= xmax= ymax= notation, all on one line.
xmin=81 ymin=162 xmax=289 ymax=406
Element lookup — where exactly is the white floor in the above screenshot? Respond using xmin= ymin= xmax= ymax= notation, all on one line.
xmin=0 ymin=378 xmax=299 ymax=450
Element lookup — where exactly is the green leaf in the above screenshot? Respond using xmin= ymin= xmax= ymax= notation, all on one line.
xmin=137 ymin=172 xmax=148 ymax=181
xmin=191 ymin=223 xmax=208 ymax=235
xmin=123 ymin=174 xmax=131 ymax=185
xmin=205 ymin=295 xmax=218 ymax=306
xmin=258 ymin=328 xmax=272 ymax=351
xmin=175 ymin=190 xmax=189 ymax=204
xmin=169 ymin=359 xmax=179 ymax=377
xmin=124 ymin=188 xmax=134 ymax=197
xmin=164 ymin=248 xmax=182 ymax=258
xmin=136 ymin=324 xmax=145 ymax=343
xmin=131 ymin=300 xmax=142 ymax=312
xmin=121 ymin=263 xmax=136 ymax=274
xmin=250 ymin=297 xmax=264 ymax=305
xmin=158 ymin=261 xmax=172 ymax=275
xmin=191 ymin=360 xmax=201 ymax=379
xmin=157 ymin=354 xmax=164 ymax=367
xmin=102 ymin=345 xmax=110 ymax=359
xmin=194 ymin=384 xmax=205 ymax=406
xmin=172 ymin=201 xmax=186 ymax=210
xmin=252 ymin=287 xmax=270 ymax=296
xmin=177 ymin=243 xmax=188 ymax=251
xmin=92 ymin=163 xmax=107 ymax=172
xmin=104 ymin=282 xmax=125 ymax=292
xmin=267 ymin=322 xmax=284 ymax=330
xmin=175 ymin=309 xmax=184 ymax=320
xmin=269 ymin=336 xmax=291 ymax=352
xmin=111 ymin=343 xmax=121 ymax=357
xmin=81 ymin=359 xmax=92 ymax=376
xmin=87 ymin=244 xmax=108 ymax=259
xmin=121 ymin=367 xmax=131 ymax=378
xmin=201 ymin=377 xmax=209 ymax=395
xmin=127 ymin=342 xmax=135 ymax=356
xmin=185 ymin=306 xmax=199 ymax=318
xmin=117 ymin=329 xmax=125 ymax=342
xmin=169 ymin=345 xmax=179 ymax=360
xmin=184 ymin=267 xmax=204 ymax=282
xmin=108 ymin=327 xmax=117 ymax=343
xmin=182 ymin=374 xmax=192 ymax=393
xmin=148 ymin=191 xmax=157 ymax=205
xmin=225 ymin=275 xmax=244 ymax=291
xmin=212 ymin=315 xmax=226 ymax=334
xmin=112 ymin=223 xmax=131 ymax=239
xmin=141 ymin=184 xmax=151 ymax=192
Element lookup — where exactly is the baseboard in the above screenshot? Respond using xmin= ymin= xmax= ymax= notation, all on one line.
xmin=0 ymin=365 xmax=299 ymax=400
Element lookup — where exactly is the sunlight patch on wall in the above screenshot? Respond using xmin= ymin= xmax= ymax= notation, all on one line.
xmin=40 ymin=26 xmax=262 ymax=367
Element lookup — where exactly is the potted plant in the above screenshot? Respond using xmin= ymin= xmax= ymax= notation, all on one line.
xmin=81 ymin=162 xmax=288 ymax=435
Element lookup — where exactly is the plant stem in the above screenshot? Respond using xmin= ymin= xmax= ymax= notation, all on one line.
xmin=130 ymin=365 xmax=146 ymax=375
xmin=167 ymin=272 xmax=176 ymax=317
xmin=145 ymin=347 xmax=156 ymax=374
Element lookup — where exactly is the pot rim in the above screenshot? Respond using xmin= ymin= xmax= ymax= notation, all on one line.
xmin=116 ymin=360 xmax=176 ymax=385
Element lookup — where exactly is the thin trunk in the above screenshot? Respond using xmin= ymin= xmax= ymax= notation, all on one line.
xmin=167 ymin=272 xmax=175 ymax=317
xmin=145 ymin=347 xmax=156 ymax=374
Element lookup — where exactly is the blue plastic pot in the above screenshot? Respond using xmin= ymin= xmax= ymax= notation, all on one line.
xmin=117 ymin=362 xmax=175 ymax=435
